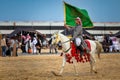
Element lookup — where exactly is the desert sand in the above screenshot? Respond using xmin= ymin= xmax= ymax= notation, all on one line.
xmin=0 ymin=52 xmax=120 ymax=80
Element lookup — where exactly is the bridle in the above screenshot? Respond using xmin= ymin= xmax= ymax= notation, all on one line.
xmin=52 ymin=33 xmax=71 ymax=53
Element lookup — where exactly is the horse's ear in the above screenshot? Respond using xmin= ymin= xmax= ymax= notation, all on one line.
xmin=53 ymin=31 xmax=59 ymax=35
xmin=58 ymin=31 xmax=61 ymax=34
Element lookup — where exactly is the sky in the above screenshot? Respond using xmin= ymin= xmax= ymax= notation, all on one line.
xmin=0 ymin=0 xmax=120 ymax=22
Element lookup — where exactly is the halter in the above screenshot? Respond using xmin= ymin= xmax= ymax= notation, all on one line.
xmin=53 ymin=32 xmax=71 ymax=53
xmin=61 ymin=39 xmax=70 ymax=44
xmin=60 ymin=39 xmax=71 ymax=53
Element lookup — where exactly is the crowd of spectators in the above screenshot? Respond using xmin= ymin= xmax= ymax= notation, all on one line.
xmin=0 ymin=34 xmax=45 ymax=57
xmin=102 ymin=35 xmax=120 ymax=53
xmin=0 ymin=33 xmax=119 ymax=57
xmin=0 ymin=33 xmax=62 ymax=57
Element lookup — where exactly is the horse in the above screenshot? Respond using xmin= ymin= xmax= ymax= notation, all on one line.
xmin=51 ymin=32 xmax=103 ymax=76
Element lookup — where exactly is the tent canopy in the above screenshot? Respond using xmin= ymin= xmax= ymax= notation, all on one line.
xmin=114 ymin=31 xmax=120 ymax=38
xmin=8 ymin=28 xmax=43 ymax=38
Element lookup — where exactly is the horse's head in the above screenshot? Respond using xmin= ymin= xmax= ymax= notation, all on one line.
xmin=51 ymin=31 xmax=71 ymax=53
xmin=51 ymin=31 xmax=60 ymax=45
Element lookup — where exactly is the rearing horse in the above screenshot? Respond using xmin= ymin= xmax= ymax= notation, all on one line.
xmin=52 ymin=32 xmax=102 ymax=75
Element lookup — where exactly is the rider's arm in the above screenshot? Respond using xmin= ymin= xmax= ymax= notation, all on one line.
xmin=64 ymin=24 xmax=71 ymax=30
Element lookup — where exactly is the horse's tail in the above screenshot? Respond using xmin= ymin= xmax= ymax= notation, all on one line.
xmin=95 ymin=41 xmax=103 ymax=59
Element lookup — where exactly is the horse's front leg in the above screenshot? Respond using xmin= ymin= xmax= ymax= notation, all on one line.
xmin=59 ymin=55 xmax=66 ymax=75
xmin=72 ymin=57 xmax=78 ymax=75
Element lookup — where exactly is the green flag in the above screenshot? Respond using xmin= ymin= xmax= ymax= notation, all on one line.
xmin=64 ymin=2 xmax=93 ymax=28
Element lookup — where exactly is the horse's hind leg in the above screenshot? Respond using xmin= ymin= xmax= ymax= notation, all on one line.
xmin=90 ymin=54 xmax=97 ymax=74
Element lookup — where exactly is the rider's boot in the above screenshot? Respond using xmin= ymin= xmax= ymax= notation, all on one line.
xmin=77 ymin=45 xmax=84 ymax=58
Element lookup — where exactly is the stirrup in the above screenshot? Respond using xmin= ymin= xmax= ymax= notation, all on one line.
xmin=86 ymin=49 xmax=90 ymax=53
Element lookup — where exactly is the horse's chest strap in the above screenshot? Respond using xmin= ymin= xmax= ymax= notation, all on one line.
xmin=64 ymin=47 xmax=71 ymax=53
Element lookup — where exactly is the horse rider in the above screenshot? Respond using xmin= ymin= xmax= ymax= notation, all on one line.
xmin=64 ymin=17 xmax=90 ymax=57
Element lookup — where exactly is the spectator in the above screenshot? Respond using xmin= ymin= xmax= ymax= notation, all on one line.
xmin=1 ymin=35 xmax=7 ymax=57
xmin=25 ymin=34 xmax=31 ymax=52
xmin=102 ymin=36 xmax=109 ymax=52
xmin=21 ymin=35 xmax=26 ymax=53
xmin=109 ymin=38 xmax=113 ymax=52
xmin=36 ymin=38 xmax=42 ymax=54
xmin=48 ymin=38 xmax=58 ymax=54
xmin=32 ymin=37 xmax=37 ymax=54
xmin=10 ymin=37 xmax=15 ymax=56
xmin=14 ymin=36 xmax=19 ymax=56
xmin=112 ymin=37 xmax=119 ymax=52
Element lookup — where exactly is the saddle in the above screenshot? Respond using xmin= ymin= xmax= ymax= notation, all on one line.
xmin=76 ymin=40 xmax=91 ymax=54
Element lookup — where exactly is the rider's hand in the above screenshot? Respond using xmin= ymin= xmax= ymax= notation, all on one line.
xmin=64 ymin=24 xmax=70 ymax=29
xmin=64 ymin=24 xmax=67 ymax=27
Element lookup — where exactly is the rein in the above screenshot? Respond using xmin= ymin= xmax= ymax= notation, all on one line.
xmin=61 ymin=39 xmax=71 ymax=53
xmin=64 ymin=47 xmax=71 ymax=53
xmin=53 ymin=33 xmax=71 ymax=53
xmin=61 ymin=39 xmax=70 ymax=44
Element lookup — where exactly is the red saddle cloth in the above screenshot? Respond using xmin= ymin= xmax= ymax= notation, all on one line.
xmin=65 ymin=40 xmax=91 ymax=63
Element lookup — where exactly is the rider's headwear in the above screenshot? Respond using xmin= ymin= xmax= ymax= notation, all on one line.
xmin=75 ymin=17 xmax=81 ymax=21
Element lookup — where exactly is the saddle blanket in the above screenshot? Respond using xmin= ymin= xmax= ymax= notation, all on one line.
xmin=61 ymin=40 xmax=91 ymax=63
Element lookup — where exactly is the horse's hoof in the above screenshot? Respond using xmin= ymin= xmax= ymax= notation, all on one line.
xmin=51 ymin=71 xmax=57 ymax=76
xmin=57 ymin=74 xmax=62 ymax=76
xmin=51 ymin=71 xmax=62 ymax=76
xmin=75 ymin=73 xmax=79 ymax=76
xmin=90 ymin=70 xmax=98 ymax=74
xmin=94 ymin=71 xmax=98 ymax=74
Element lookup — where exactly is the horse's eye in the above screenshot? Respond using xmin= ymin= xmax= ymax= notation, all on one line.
xmin=54 ymin=37 xmax=56 ymax=39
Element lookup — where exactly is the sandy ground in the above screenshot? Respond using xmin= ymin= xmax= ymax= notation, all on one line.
xmin=0 ymin=51 xmax=120 ymax=80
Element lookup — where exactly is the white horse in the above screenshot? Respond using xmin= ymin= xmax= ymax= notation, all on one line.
xmin=51 ymin=32 xmax=102 ymax=75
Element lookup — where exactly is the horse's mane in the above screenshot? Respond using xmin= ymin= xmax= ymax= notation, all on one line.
xmin=58 ymin=33 xmax=69 ymax=42
xmin=58 ymin=33 xmax=71 ymax=52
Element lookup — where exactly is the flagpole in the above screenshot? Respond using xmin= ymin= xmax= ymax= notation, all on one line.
xmin=62 ymin=0 xmax=67 ymax=35
xmin=62 ymin=0 xmax=66 ymax=24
